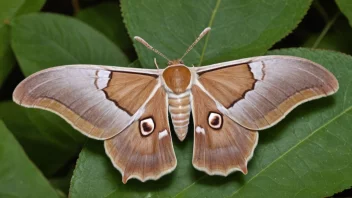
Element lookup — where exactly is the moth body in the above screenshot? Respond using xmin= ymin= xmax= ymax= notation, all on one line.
xmin=162 ymin=62 xmax=192 ymax=141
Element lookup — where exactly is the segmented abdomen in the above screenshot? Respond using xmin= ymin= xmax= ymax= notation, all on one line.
xmin=168 ymin=92 xmax=191 ymax=141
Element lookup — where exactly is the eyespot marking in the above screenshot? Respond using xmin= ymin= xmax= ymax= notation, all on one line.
xmin=140 ymin=117 xmax=155 ymax=136
xmin=208 ymin=112 xmax=223 ymax=129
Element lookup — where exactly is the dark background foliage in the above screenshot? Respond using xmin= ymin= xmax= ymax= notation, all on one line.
xmin=0 ymin=0 xmax=351 ymax=197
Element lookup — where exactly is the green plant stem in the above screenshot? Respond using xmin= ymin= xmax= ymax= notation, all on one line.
xmin=313 ymin=0 xmax=329 ymax=23
xmin=312 ymin=12 xmax=340 ymax=49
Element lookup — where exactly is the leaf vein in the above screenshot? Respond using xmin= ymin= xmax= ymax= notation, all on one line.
xmin=198 ymin=0 xmax=222 ymax=66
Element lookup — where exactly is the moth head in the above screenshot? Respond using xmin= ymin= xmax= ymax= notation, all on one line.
xmin=167 ymin=59 xmax=184 ymax=66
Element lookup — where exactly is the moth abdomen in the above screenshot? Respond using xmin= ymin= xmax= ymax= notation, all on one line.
xmin=168 ymin=92 xmax=191 ymax=141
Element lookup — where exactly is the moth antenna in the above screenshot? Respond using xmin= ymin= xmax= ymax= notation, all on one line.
xmin=180 ymin=27 xmax=211 ymax=60
xmin=134 ymin=36 xmax=170 ymax=61
xmin=154 ymin=58 xmax=160 ymax=70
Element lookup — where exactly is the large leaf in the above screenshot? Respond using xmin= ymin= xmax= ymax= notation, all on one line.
xmin=76 ymin=2 xmax=133 ymax=57
xmin=0 ymin=0 xmax=45 ymax=87
xmin=336 ymin=0 xmax=352 ymax=27
xmin=11 ymin=13 xmax=130 ymax=76
xmin=0 ymin=120 xmax=60 ymax=198
xmin=121 ymin=0 xmax=312 ymax=68
xmin=69 ymin=48 xmax=352 ymax=197
xmin=0 ymin=101 xmax=85 ymax=176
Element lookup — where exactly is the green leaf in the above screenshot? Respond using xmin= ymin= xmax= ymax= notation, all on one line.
xmin=76 ymin=2 xmax=133 ymax=57
xmin=336 ymin=0 xmax=352 ymax=27
xmin=70 ymin=141 xmax=120 ymax=198
xmin=121 ymin=0 xmax=312 ymax=68
xmin=127 ymin=59 xmax=142 ymax=68
xmin=0 ymin=0 xmax=45 ymax=87
xmin=0 ymin=120 xmax=60 ymax=198
xmin=0 ymin=26 xmax=14 ymax=88
xmin=0 ymin=101 xmax=86 ymax=176
xmin=69 ymin=48 xmax=352 ymax=197
xmin=50 ymin=167 xmax=75 ymax=197
xmin=303 ymin=17 xmax=352 ymax=54
xmin=11 ymin=13 xmax=130 ymax=76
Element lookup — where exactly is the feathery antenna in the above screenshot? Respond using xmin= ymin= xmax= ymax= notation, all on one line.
xmin=134 ymin=27 xmax=211 ymax=65
xmin=134 ymin=36 xmax=170 ymax=61
xmin=180 ymin=27 xmax=211 ymax=60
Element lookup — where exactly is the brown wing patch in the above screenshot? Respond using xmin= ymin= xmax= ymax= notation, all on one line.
xmin=103 ymin=71 xmax=158 ymax=115
xmin=104 ymin=88 xmax=177 ymax=183
xmin=198 ymin=64 xmax=256 ymax=108
xmin=191 ymin=85 xmax=258 ymax=175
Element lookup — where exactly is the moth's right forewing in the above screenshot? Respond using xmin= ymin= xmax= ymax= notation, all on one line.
xmin=13 ymin=65 xmax=160 ymax=140
xmin=196 ymin=56 xmax=339 ymax=130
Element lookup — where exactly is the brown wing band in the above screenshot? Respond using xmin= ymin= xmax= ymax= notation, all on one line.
xmin=198 ymin=63 xmax=257 ymax=108
xmin=102 ymin=71 xmax=158 ymax=115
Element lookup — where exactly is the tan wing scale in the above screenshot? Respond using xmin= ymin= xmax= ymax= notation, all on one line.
xmin=13 ymin=65 xmax=160 ymax=140
xmin=105 ymin=88 xmax=177 ymax=183
xmin=196 ymin=55 xmax=339 ymax=130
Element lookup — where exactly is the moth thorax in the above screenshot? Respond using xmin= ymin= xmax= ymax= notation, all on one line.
xmin=168 ymin=92 xmax=191 ymax=141
xmin=162 ymin=65 xmax=191 ymax=94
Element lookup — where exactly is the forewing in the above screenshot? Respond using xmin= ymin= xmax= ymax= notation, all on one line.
xmin=13 ymin=65 xmax=160 ymax=140
xmin=104 ymin=88 xmax=177 ymax=183
xmin=196 ymin=55 xmax=339 ymax=130
xmin=191 ymin=85 xmax=258 ymax=175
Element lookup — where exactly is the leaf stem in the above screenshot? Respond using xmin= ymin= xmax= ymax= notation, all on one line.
xmin=312 ymin=12 xmax=340 ymax=49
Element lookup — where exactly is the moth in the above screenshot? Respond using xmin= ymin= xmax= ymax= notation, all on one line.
xmin=13 ymin=27 xmax=339 ymax=184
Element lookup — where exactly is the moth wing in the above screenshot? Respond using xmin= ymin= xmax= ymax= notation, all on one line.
xmin=13 ymin=65 xmax=161 ymax=140
xmin=196 ymin=55 xmax=339 ymax=130
xmin=191 ymin=85 xmax=258 ymax=175
xmin=105 ymin=87 xmax=177 ymax=183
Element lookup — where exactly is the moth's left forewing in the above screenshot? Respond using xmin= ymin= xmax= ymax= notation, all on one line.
xmin=104 ymin=87 xmax=177 ymax=183
xmin=12 ymin=65 xmax=161 ymax=140
xmin=196 ymin=56 xmax=339 ymax=130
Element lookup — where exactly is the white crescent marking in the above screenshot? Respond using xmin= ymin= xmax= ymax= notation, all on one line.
xmin=158 ymin=130 xmax=168 ymax=139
